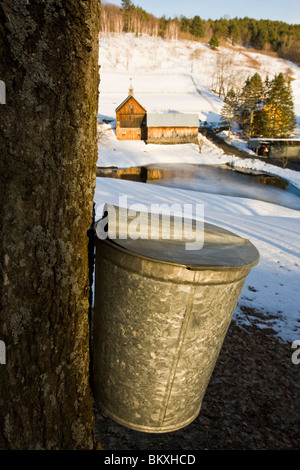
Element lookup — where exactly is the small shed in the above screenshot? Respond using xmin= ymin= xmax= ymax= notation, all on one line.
xmin=147 ymin=113 xmax=199 ymax=144
xmin=115 ymin=85 xmax=147 ymax=140
xmin=248 ymin=138 xmax=300 ymax=159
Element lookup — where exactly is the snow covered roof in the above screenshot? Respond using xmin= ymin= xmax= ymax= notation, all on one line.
xmin=147 ymin=113 xmax=199 ymax=128
xmin=249 ymin=138 xmax=300 ymax=143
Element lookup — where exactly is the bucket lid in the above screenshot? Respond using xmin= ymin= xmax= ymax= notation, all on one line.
xmin=95 ymin=205 xmax=259 ymax=269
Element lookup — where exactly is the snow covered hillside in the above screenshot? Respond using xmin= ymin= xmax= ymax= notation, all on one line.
xmin=98 ymin=33 xmax=300 ymax=127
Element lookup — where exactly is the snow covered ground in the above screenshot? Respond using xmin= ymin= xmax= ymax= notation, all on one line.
xmin=98 ymin=33 xmax=300 ymax=126
xmin=94 ymin=178 xmax=300 ymax=344
xmin=95 ymin=33 xmax=300 ymax=344
xmin=97 ymin=124 xmax=300 ymax=190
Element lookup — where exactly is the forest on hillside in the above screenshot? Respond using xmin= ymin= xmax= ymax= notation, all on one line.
xmin=101 ymin=1 xmax=300 ymax=65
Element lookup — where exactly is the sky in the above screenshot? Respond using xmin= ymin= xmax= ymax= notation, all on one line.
xmin=105 ymin=0 xmax=300 ymax=24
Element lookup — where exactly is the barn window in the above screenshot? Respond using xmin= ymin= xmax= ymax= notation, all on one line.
xmin=130 ymin=104 xmax=133 ymax=113
xmin=137 ymin=129 xmax=141 ymax=135
xmin=123 ymin=130 xmax=126 ymax=135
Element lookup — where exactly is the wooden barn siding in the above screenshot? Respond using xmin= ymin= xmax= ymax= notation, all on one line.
xmin=117 ymin=96 xmax=146 ymax=115
xmin=116 ymin=127 xmax=146 ymax=140
xmin=116 ymin=96 xmax=146 ymax=140
xmin=147 ymin=127 xmax=198 ymax=142
xmin=117 ymin=114 xmax=145 ymax=128
xmin=116 ymin=97 xmax=146 ymax=126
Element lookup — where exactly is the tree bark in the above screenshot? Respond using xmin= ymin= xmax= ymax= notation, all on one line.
xmin=0 ymin=0 xmax=100 ymax=449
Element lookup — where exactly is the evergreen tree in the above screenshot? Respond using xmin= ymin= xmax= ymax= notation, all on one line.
xmin=190 ymin=16 xmax=205 ymax=38
xmin=254 ymin=24 xmax=269 ymax=49
xmin=179 ymin=16 xmax=191 ymax=33
xmin=121 ymin=0 xmax=134 ymax=32
xmin=214 ymin=18 xmax=229 ymax=40
xmin=121 ymin=0 xmax=133 ymax=10
xmin=238 ymin=72 xmax=264 ymax=138
xmin=209 ymin=33 xmax=219 ymax=50
xmin=260 ymin=73 xmax=296 ymax=137
xmin=159 ymin=16 xmax=168 ymax=36
xmin=229 ymin=21 xmax=241 ymax=46
xmin=220 ymin=88 xmax=239 ymax=137
xmin=252 ymin=75 xmax=271 ymax=136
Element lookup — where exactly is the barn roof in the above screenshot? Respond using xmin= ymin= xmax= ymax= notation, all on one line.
xmin=115 ymin=95 xmax=146 ymax=112
xmin=147 ymin=113 xmax=199 ymax=128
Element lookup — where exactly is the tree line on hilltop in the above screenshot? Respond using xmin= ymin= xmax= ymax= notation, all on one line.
xmin=101 ymin=0 xmax=300 ymax=65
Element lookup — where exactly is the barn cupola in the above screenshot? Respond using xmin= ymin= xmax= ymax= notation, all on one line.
xmin=128 ymin=78 xmax=134 ymax=96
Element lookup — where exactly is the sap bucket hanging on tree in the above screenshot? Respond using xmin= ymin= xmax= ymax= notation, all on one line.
xmin=92 ymin=205 xmax=259 ymax=433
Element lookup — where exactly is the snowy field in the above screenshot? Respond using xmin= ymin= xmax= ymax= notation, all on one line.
xmin=95 ymin=33 xmax=300 ymax=344
xmin=98 ymin=33 xmax=300 ymax=125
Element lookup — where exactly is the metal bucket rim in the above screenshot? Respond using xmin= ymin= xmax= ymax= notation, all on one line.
xmin=99 ymin=237 xmax=260 ymax=272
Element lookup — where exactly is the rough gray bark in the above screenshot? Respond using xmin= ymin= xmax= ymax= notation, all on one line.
xmin=0 ymin=0 xmax=100 ymax=449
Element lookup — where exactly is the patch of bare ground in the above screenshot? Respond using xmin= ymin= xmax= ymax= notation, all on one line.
xmin=94 ymin=310 xmax=300 ymax=450
xmin=243 ymin=47 xmax=278 ymax=59
xmin=214 ymin=42 xmax=284 ymax=71
xmin=238 ymin=51 xmax=262 ymax=70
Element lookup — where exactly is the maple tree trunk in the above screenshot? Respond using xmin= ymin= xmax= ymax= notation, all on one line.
xmin=0 ymin=0 xmax=100 ymax=449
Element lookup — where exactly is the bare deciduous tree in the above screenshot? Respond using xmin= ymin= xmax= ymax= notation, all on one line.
xmin=189 ymin=48 xmax=202 ymax=73
xmin=210 ymin=52 xmax=247 ymax=98
xmin=165 ymin=21 xmax=179 ymax=41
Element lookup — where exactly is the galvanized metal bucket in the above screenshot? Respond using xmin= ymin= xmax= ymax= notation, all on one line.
xmin=92 ymin=206 xmax=259 ymax=433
